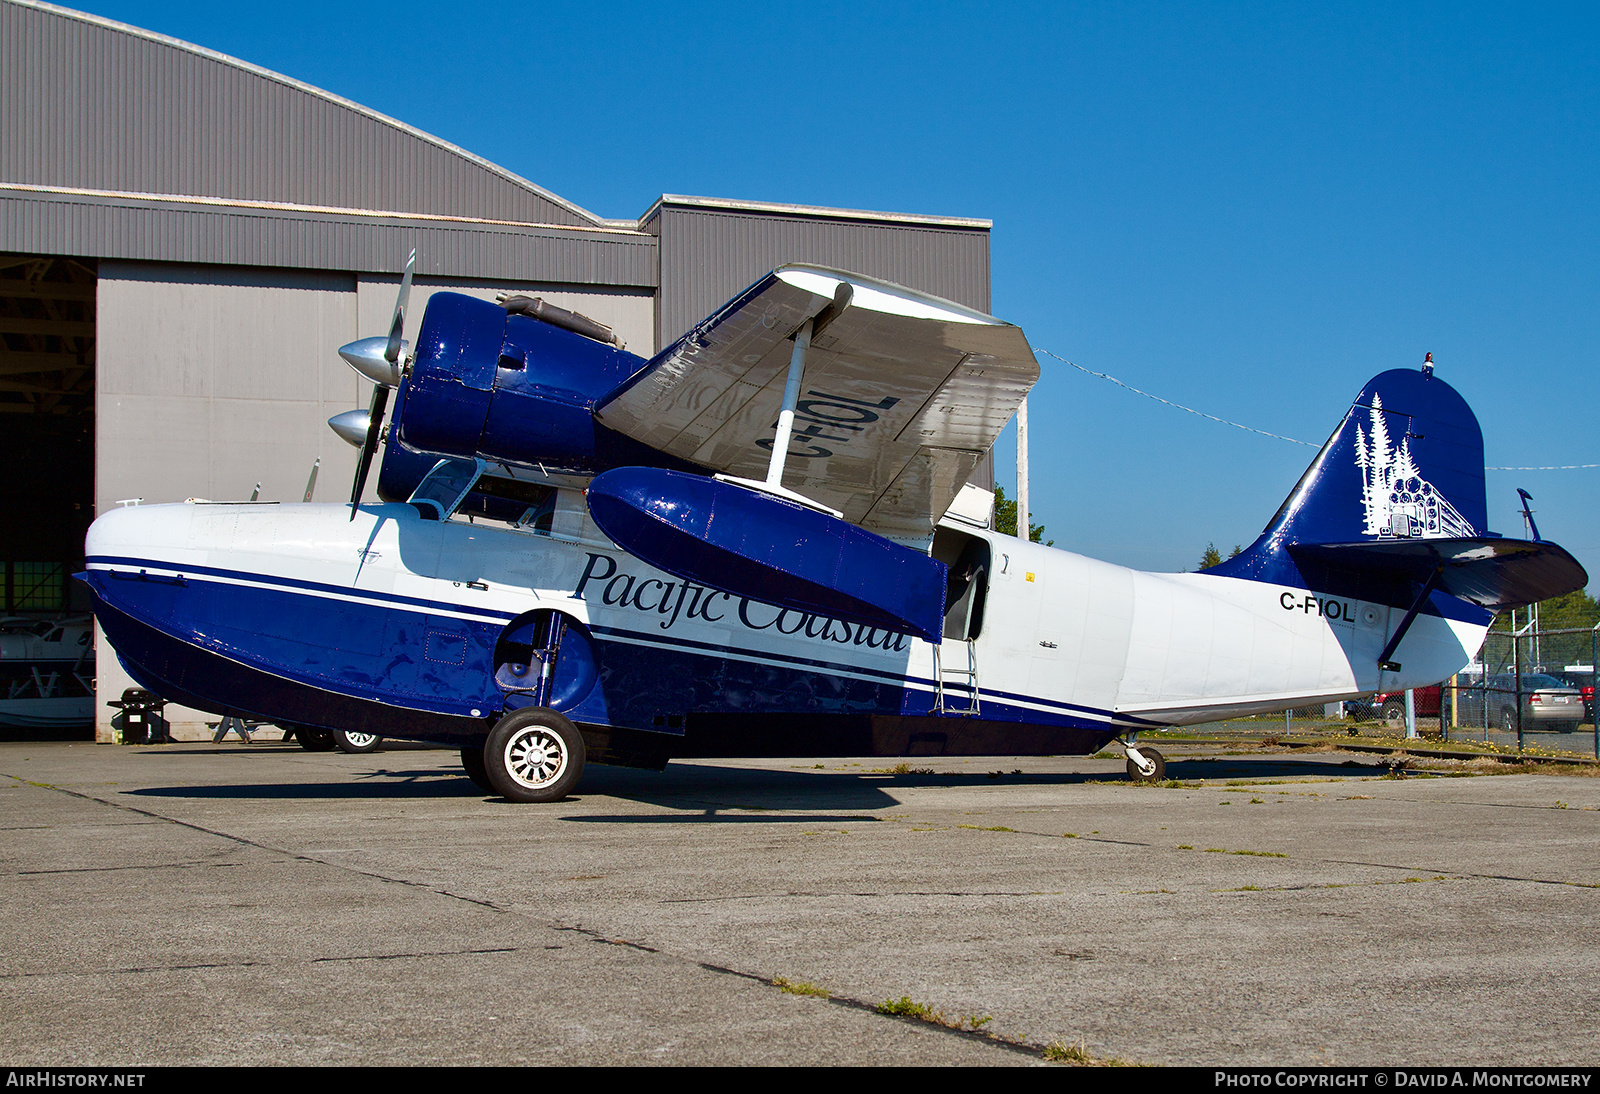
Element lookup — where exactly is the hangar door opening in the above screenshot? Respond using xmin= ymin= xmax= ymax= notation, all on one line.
xmin=0 ymin=253 xmax=95 ymax=615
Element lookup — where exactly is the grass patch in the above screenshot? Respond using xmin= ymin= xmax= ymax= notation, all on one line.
xmin=878 ymin=995 xmax=934 ymax=1019
xmin=876 ymin=996 xmax=992 ymax=1032
xmin=772 ymin=977 xmax=830 ymax=998
xmin=1203 ymin=847 xmax=1287 ymax=857
xmin=958 ymin=824 xmax=1016 ymax=832
xmin=1044 ymin=1039 xmax=1094 ymax=1063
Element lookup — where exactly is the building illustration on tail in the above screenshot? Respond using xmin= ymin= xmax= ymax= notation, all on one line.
xmin=1357 ymin=394 xmax=1476 ymax=540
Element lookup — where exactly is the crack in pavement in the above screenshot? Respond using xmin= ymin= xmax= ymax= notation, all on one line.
xmin=16 ymin=861 xmax=249 ymax=875
xmin=0 ymin=947 xmax=524 ymax=980
xmin=6 ymin=774 xmax=1060 ymax=1061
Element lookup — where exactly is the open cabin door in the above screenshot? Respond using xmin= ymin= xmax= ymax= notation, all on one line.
xmin=931 ymin=526 xmax=990 ymax=713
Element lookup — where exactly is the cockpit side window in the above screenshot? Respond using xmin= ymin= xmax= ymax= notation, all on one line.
xmin=407 ymin=458 xmax=485 ymax=521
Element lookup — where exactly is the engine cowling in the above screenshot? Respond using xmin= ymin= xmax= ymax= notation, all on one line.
xmin=377 ymin=293 xmax=689 ymax=501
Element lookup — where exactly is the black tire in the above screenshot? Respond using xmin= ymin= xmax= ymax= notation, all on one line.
xmin=333 ymin=729 xmax=382 ymax=754
xmin=1126 ymin=746 xmax=1165 ymax=784
xmin=1382 ymin=701 xmax=1406 ymax=728
xmin=482 ymin=707 xmax=586 ymax=803
xmin=1558 ymin=722 xmax=1578 ymax=735
xmin=294 ymin=726 xmax=336 ymax=752
xmin=460 ymin=747 xmax=491 ymax=791
xmin=1500 ymin=709 xmax=1517 ymax=734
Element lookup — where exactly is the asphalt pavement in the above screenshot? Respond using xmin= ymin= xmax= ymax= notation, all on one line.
xmin=2 ymin=739 xmax=1597 ymax=1066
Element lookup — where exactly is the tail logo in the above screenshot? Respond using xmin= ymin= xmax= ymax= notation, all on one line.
xmin=1355 ymin=395 xmax=1475 ymax=540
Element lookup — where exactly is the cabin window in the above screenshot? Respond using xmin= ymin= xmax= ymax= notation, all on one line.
xmin=932 ymin=527 xmax=990 ymax=641
xmin=407 ymin=458 xmax=484 ymax=520
xmin=467 ymin=474 xmax=558 ymax=533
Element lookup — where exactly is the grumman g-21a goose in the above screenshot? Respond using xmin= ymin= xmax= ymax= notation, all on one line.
xmin=81 ymin=259 xmax=1586 ymax=800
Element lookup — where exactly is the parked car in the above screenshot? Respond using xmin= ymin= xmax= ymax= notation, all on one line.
xmin=1552 ymin=670 xmax=1595 ymax=721
xmin=1456 ymin=673 xmax=1584 ymax=733
xmin=1374 ymin=685 xmax=1441 ymax=727
xmin=1346 ymin=685 xmax=1442 ymax=727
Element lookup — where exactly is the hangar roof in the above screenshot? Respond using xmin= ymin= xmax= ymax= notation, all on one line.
xmin=0 ymin=0 xmax=990 ymax=297
xmin=1 ymin=0 xmax=608 ymax=229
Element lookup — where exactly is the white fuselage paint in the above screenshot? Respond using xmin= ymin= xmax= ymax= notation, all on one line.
xmin=87 ymin=492 xmax=1485 ymax=733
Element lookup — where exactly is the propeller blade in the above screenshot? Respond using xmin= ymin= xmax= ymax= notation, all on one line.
xmin=303 ymin=457 xmax=320 ymax=503
xmin=349 ymin=384 xmax=390 ymax=519
xmin=384 ymin=249 xmax=416 ymax=366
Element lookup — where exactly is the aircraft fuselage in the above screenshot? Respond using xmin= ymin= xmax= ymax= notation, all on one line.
xmin=82 ymin=492 xmax=1486 ymax=759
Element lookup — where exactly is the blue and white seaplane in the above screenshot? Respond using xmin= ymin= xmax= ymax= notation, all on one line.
xmin=80 ymin=258 xmax=1586 ymax=800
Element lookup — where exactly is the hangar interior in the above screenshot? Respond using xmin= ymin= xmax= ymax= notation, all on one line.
xmin=0 ymin=0 xmax=997 ymax=740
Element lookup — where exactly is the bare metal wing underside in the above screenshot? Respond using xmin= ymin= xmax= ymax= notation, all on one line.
xmin=595 ymin=265 xmax=1039 ymax=541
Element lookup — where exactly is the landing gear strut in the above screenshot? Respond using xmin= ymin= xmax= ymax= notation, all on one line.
xmin=1118 ymin=738 xmax=1166 ymax=784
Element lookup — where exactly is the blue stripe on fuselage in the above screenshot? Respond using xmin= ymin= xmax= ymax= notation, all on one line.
xmin=84 ymin=558 xmax=1138 ymax=737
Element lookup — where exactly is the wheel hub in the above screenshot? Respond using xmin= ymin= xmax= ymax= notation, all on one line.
xmin=505 ymin=727 xmax=568 ymax=788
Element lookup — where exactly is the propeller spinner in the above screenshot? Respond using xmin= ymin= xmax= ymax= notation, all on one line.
xmin=331 ymin=250 xmax=415 ymax=519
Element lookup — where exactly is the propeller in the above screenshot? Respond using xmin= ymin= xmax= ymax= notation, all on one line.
xmin=334 ymin=250 xmax=415 ymax=519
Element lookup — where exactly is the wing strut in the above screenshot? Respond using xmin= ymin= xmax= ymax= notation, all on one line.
xmin=763 ymin=282 xmax=853 ymax=490
xmin=764 ymin=317 xmax=813 ymax=488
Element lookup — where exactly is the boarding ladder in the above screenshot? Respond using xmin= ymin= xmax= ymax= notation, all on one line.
xmin=933 ymin=638 xmax=981 ymax=715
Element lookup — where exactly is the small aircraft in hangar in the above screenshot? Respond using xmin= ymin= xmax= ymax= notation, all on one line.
xmin=81 ymin=256 xmax=1587 ymax=801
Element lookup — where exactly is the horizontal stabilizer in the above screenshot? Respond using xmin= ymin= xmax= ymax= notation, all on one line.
xmin=586 ymin=467 xmax=947 ymax=641
xmin=1289 ymin=538 xmax=1588 ymax=611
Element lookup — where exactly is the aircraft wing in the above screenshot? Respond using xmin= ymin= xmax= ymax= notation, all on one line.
xmin=594 ymin=265 xmax=1039 ymax=541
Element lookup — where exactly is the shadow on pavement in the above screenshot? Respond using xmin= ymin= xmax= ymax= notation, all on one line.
xmin=118 ymin=753 xmax=1385 ymax=810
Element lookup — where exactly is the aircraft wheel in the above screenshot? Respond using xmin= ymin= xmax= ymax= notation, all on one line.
xmin=334 ymin=729 xmax=382 ymax=754
xmin=295 ymin=727 xmax=336 ymax=752
xmin=483 ymin=708 xmax=585 ymax=803
xmin=460 ymin=747 xmax=491 ymax=792
xmin=1126 ymin=746 xmax=1165 ymax=784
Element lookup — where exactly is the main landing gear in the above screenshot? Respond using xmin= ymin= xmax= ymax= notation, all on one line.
xmin=334 ymin=729 xmax=382 ymax=754
xmin=1118 ymin=737 xmax=1166 ymax=784
xmin=471 ymin=707 xmax=586 ymax=803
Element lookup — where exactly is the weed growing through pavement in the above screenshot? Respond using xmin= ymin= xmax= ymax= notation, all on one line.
xmin=1203 ymin=847 xmax=1287 ymax=857
xmin=875 ymin=996 xmax=992 ymax=1032
xmin=772 ymin=977 xmax=830 ymax=998
xmin=1044 ymin=1040 xmax=1094 ymax=1063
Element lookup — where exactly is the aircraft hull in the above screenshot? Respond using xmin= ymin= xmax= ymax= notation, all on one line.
xmin=82 ymin=499 xmax=1487 ymax=754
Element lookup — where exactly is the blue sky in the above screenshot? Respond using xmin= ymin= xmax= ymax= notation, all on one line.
xmin=63 ymin=1 xmax=1600 ymax=581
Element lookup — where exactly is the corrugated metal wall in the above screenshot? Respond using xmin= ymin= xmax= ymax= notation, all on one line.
xmin=651 ymin=203 xmax=992 ymax=347
xmin=1 ymin=0 xmax=597 ymax=228
xmin=0 ymin=188 xmax=658 ymax=286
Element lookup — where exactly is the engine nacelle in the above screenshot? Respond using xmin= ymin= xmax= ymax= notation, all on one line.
xmin=377 ymin=293 xmax=688 ymax=501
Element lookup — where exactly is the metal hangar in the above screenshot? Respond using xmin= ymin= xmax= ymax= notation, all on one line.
xmin=0 ymin=0 xmax=995 ymax=738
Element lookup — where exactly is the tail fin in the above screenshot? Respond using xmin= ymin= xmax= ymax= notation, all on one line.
xmin=1212 ymin=366 xmax=1585 ymax=611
